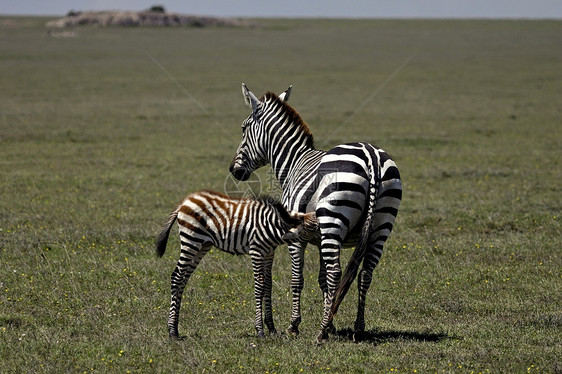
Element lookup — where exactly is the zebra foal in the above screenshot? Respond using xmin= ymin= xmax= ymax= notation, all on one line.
xmin=156 ymin=190 xmax=316 ymax=339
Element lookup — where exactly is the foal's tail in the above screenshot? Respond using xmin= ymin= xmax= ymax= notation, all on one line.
xmin=330 ymin=148 xmax=381 ymax=320
xmin=156 ymin=209 xmax=178 ymax=258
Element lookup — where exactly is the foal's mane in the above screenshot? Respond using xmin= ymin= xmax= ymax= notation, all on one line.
xmin=261 ymin=91 xmax=315 ymax=150
xmin=256 ymin=194 xmax=300 ymax=226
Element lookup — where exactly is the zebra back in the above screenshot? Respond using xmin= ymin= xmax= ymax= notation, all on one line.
xmin=158 ymin=190 xmax=309 ymax=256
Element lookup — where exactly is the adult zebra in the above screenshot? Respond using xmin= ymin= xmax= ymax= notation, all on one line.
xmin=229 ymin=84 xmax=402 ymax=343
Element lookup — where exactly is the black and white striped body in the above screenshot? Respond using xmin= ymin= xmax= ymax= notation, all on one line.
xmin=156 ymin=190 xmax=313 ymax=338
xmin=230 ymin=85 xmax=402 ymax=343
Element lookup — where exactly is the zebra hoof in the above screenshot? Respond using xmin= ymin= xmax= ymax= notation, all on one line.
xmin=286 ymin=325 xmax=299 ymax=337
xmin=352 ymin=330 xmax=364 ymax=343
xmin=169 ymin=332 xmax=185 ymax=341
xmin=352 ymin=322 xmax=365 ymax=342
xmin=269 ymin=328 xmax=278 ymax=335
xmin=257 ymin=331 xmax=266 ymax=338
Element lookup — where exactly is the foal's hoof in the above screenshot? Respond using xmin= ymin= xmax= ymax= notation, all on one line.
xmin=315 ymin=330 xmax=329 ymax=345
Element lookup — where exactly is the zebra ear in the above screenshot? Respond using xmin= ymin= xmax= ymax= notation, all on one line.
xmin=242 ymin=83 xmax=260 ymax=112
xmin=282 ymin=212 xmax=303 ymax=241
xmin=278 ymin=85 xmax=292 ymax=102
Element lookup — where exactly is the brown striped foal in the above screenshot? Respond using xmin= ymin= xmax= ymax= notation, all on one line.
xmin=156 ymin=190 xmax=317 ymax=338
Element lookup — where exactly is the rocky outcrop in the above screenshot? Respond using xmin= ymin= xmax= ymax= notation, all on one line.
xmin=46 ymin=11 xmax=255 ymax=28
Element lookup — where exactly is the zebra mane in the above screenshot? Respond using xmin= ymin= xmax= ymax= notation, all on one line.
xmin=261 ymin=91 xmax=315 ymax=150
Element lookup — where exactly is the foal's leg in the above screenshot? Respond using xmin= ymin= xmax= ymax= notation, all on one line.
xmin=262 ymin=249 xmax=277 ymax=335
xmin=250 ymin=249 xmax=267 ymax=337
xmin=286 ymin=241 xmax=305 ymax=336
xmin=168 ymin=242 xmax=210 ymax=339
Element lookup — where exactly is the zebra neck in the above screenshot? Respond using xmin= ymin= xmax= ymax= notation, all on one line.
xmin=262 ymin=98 xmax=318 ymax=190
xmin=270 ymin=147 xmax=323 ymax=190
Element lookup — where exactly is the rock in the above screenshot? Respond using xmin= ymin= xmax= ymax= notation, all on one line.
xmin=45 ymin=10 xmax=256 ymax=28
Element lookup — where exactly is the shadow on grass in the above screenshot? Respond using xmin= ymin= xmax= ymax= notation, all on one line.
xmin=334 ymin=328 xmax=455 ymax=345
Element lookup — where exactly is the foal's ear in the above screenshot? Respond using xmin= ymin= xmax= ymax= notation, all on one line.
xmin=242 ymin=83 xmax=260 ymax=112
xmin=278 ymin=85 xmax=292 ymax=102
xmin=289 ymin=211 xmax=307 ymax=221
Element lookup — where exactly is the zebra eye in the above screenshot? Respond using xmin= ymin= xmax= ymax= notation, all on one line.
xmin=242 ymin=116 xmax=257 ymax=132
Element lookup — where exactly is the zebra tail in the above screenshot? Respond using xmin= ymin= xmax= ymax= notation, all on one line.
xmin=330 ymin=157 xmax=380 ymax=320
xmin=156 ymin=209 xmax=178 ymax=258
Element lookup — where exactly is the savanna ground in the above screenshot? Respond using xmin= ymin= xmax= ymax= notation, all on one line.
xmin=0 ymin=16 xmax=560 ymax=373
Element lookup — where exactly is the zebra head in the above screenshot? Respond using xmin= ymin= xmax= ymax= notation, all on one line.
xmin=282 ymin=212 xmax=318 ymax=242
xmin=229 ymin=83 xmax=292 ymax=181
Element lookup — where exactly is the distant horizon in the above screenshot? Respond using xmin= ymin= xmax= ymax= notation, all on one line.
xmin=2 ymin=12 xmax=561 ymax=21
xmin=2 ymin=0 xmax=562 ymax=20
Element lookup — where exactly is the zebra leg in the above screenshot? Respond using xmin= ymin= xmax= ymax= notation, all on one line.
xmin=168 ymin=265 xmax=189 ymax=339
xmin=318 ymin=250 xmax=336 ymax=335
xmin=316 ymin=243 xmax=342 ymax=344
xmin=250 ymin=250 xmax=267 ymax=338
xmin=318 ymin=251 xmax=328 ymax=303
xmin=167 ymin=243 xmax=210 ymax=339
xmin=286 ymin=242 xmax=305 ymax=336
xmin=354 ymin=185 xmax=401 ymax=341
xmin=353 ymin=248 xmax=380 ymax=342
xmin=262 ymin=250 xmax=277 ymax=335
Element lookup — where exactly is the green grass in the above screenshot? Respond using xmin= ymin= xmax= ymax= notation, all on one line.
xmin=1 ymin=16 xmax=561 ymax=373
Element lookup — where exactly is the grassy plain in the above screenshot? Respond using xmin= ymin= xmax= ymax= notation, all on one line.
xmin=1 ymin=16 xmax=560 ymax=373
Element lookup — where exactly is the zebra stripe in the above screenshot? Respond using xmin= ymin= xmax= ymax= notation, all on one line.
xmin=156 ymin=190 xmax=315 ymax=338
xmin=229 ymin=85 xmax=402 ymax=343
